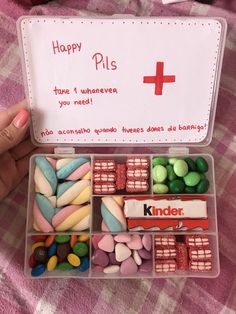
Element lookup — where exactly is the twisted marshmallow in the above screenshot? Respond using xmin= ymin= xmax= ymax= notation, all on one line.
xmin=101 ymin=196 xmax=127 ymax=232
xmin=56 ymin=157 xmax=90 ymax=180
xmin=34 ymin=157 xmax=57 ymax=197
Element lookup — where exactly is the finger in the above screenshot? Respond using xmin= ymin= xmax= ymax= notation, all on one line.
xmin=15 ymin=146 xmax=55 ymax=183
xmin=10 ymin=138 xmax=35 ymax=161
xmin=0 ymin=100 xmax=27 ymax=130
xmin=0 ymin=109 xmax=29 ymax=155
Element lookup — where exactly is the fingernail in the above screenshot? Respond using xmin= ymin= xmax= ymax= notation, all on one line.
xmin=13 ymin=109 xmax=29 ymax=128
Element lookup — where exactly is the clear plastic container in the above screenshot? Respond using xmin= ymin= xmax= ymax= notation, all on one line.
xmin=25 ymin=153 xmax=219 ymax=278
xmin=17 ymin=16 xmax=226 ymax=279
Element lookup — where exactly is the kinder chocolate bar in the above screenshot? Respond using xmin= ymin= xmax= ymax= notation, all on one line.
xmin=126 ymin=157 xmax=149 ymax=169
xmin=189 ymin=260 xmax=212 ymax=272
xmin=94 ymin=160 xmax=116 ymax=172
xmin=126 ymin=180 xmax=149 ymax=193
xmin=155 ymin=260 xmax=176 ymax=273
xmin=185 ymin=235 xmax=210 ymax=247
xmin=155 ymin=235 xmax=176 ymax=246
xmin=189 ymin=247 xmax=212 ymax=261
xmin=94 ymin=182 xmax=116 ymax=194
xmin=124 ymin=198 xmax=207 ymax=219
xmin=127 ymin=168 xmax=149 ymax=180
xmin=94 ymin=172 xmax=116 ymax=182
xmin=176 ymin=243 xmax=188 ymax=270
xmin=155 ymin=246 xmax=177 ymax=259
xmin=127 ymin=219 xmax=209 ymax=231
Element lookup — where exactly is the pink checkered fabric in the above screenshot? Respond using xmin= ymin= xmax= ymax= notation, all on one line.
xmin=0 ymin=1 xmax=236 ymax=313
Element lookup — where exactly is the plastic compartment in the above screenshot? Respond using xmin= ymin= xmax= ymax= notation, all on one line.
xmin=25 ymin=153 xmax=219 ymax=278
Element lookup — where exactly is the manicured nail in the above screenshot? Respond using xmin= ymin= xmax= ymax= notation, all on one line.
xmin=13 ymin=109 xmax=29 ymax=128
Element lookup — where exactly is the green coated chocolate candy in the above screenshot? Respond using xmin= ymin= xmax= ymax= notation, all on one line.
xmin=168 ymin=158 xmax=178 ymax=165
xmin=166 ymin=165 xmax=177 ymax=181
xmin=199 ymin=173 xmax=206 ymax=180
xmin=183 ymin=172 xmax=201 ymax=187
xmin=184 ymin=186 xmax=196 ymax=194
xmin=73 ymin=242 xmax=89 ymax=257
xmin=184 ymin=157 xmax=196 ymax=171
xmin=173 ymin=160 xmax=188 ymax=177
xmin=152 ymin=157 xmax=168 ymax=167
xmin=56 ymin=262 xmax=73 ymax=271
xmin=196 ymin=157 xmax=209 ymax=173
xmin=153 ymin=183 xmax=169 ymax=194
xmin=152 ymin=165 xmax=167 ymax=183
xmin=196 ymin=179 xmax=209 ymax=193
xmin=169 ymin=179 xmax=185 ymax=194
xmin=55 ymin=235 xmax=70 ymax=243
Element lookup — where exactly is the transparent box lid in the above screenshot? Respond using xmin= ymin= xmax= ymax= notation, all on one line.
xmin=17 ymin=16 xmax=227 ymax=147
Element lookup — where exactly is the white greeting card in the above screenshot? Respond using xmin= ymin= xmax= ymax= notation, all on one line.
xmin=18 ymin=17 xmax=225 ymax=145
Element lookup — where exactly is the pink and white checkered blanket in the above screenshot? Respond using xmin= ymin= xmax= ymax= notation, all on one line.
xmin=0 ymin=0 xmax=236 ymax=313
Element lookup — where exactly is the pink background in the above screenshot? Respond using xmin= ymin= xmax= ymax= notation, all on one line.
xmin=0 ymin=1 xmax=235 ymax=313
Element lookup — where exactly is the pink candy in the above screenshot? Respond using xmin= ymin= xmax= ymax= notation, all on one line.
xmin=92 ymin=234 xmax=152 ymax=275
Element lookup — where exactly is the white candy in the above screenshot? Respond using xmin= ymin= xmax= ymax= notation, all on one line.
xmin=115 ymin=243 xmax=131 ymax=262
xmin=133 ymin=250 xmax=142 ymax=266
xmin=103 ymin=265 xmax=120 ymax=274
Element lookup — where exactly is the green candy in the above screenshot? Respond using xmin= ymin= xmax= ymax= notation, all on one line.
xmin=173 ymin=160 xmax=188 ymax=177
xmin=185 ymin=186 xmax=196 ymax=194
xmin=169 ymin=179 xmax=185 ymax=194
xmin=56 ymin=262 xmax=73 ymax=271
xmin=196 ymin=179 xmax=209 ymax=193
xmin=152 ymin=165 xmax=167 ymax=183
xmin=55 ymin=235 xmax=70 ymax=243
xmin=153 ymin=183 xmax=169 ymax=194
xmin=166 ymin=165 xmax=177 ymax=181
xmin=152 ymin=157 xmax=168 ymax=167
xmin=199 ymin=173 xmax=206 ymax=180
xmin=73 ymin=242 xmax=88 ymax=257
xmin=196 ymin=157 xmax=209 ymax=173
xmin=184 ymin=157 xmax=196 ymax=171
xmin=168 ymin=158 xmax=178 ymax=165
xmin=183 ymin=172 xmax=201 ymax=187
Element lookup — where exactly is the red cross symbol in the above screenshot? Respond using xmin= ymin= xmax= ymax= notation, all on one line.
xmin=143 ymin=62 xmax=175 ymax=95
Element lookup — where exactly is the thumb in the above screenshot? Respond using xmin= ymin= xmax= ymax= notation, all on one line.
xmin=0 ymin=109 xmax=29 ymax=155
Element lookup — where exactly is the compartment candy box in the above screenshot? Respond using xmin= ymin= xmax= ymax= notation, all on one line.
xmin=25 ymin=154 xmax=219 ymax=278
xmin=17 ymin=16 xmax=226 ymax=278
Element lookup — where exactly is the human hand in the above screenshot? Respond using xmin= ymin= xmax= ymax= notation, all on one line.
xmin=0 ymin=100 xmax=52 ymax=201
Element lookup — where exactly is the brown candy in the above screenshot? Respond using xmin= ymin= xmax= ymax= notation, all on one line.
xmin=33 ymin=246 xmax=48 ymax=263
xmin=57 ymin=243 xmax=71 ymax=262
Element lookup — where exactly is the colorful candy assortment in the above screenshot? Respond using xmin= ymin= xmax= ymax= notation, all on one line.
xmin=28 ymin=154 xmax=216 ymax=278
xmin=91 ymin=234 xmax=152 ymax=275
xmin=152 ymin=156 xmax=210 ymax=194
xmin=33 ymin=156 xmax=91 ymax=232
xmin=29 ymin=235 xmax=90 ymax=277
xmin=155 ymin=235 xmax=212 ymax=273
xmin=93 ymin=156 xmax=149 ymax=195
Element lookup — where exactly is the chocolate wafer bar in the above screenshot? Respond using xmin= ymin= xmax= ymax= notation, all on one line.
xmin=126 ymin=157 xmax=149 ymax=169
xmin=185 ymin=235 xmax=210 ymax=247
xmin=94 ymin=172 xmax=116 ymax=182
xmin=94 ymin=182 xmax=116 ymax=194
xmin=189 ymin=247 xmax=212 ymax=261
xmin=154 ymin=235 xmax=176 ymax=246
xmin=155 ymin=260 xmax=177 ymax=273
xmin=155 ymin=246 xmax=177 ymax=259
xmin=94 ymin=160 xmax=116 ymax=172
xmin=189 ymin=260 xmax=212 ymax=272
xmin=127 ymin=168 xmax=149 ymax=180
xmin=126 ymin=180 xmax=149 ymax=193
